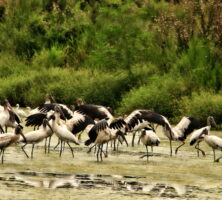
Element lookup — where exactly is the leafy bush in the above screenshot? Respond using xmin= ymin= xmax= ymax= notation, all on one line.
xmin=117 ymin=75 xmax=188 ymax=118
xmin=178 ymin=92 xmax=222 ymax=125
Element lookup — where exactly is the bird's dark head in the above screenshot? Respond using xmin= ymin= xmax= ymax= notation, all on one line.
xmin=207 ymin=116 xmax=216 ymax=127
xmin=141 ymin=129 xmax=146 ymax=137
xmin=54 ymin=106 xmax=66 ymax=120
xmin=43 ymin=118 xmax=54 ymax=132
xmin=48 ymin=114 xmax=56 ymax=121
xmin=107 ymin=107 xmax=113 ymax=114
xmin=117 ymin=130 xmax=128 ymax=146
xmin=2 ymin=99 xmax=11 ymax=109
xmin=15 ymin=125 xmax=23 ymax=135
xmin=45 ymin=93 xmax=56 ymax=103
xmin=76 ymin=98 xmax=84 ymax=106
xmin=15 ymin=125 xmax=27 ymax=143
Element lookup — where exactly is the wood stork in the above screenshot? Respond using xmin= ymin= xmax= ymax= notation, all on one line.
xmin=85 ymin=117 xmax=127 ymax=162
xmin=189 ymin=116 xmax=216 ymax=157
xmin=46 ymin=107 xmax=80 ymax=158
xmin=0 ymin=99 xmax=21 ymax=133
xmin=25 ymin=103 xmax=73 ymax=132
xmin=0 ymin=125 xmax=26 ymax=164
xmin=202 ymin=134 xmax=222 ymax=162
xmin=168 ymin=116 xmax=200 ymax=155
xmin=18 ymin=119 xmax=54 ymax=159
xmin=139 ymin=126 xmax=160 ymax=162
xmin=124 ymin=110 xmax=173 ymax=155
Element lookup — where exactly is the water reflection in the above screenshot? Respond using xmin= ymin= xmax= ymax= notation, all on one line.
xmin=0 ymin=172 xmax=189 ymax=198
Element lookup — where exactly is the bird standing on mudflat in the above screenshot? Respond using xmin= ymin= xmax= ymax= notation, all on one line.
xmin=0 ymin=125 xmax=26 ymax=164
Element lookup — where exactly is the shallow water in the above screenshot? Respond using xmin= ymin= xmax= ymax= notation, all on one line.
xmin=0 ymin=124 xmax=222 ymax=199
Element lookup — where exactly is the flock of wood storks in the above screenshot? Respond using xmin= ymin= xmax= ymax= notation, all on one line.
xmin=0 ymin=94 xmax=221 ymax=164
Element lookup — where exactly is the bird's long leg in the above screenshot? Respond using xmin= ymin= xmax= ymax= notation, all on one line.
xmin=131 ymin=131 xmax=136 ymax=147
xmin=96 ymin=145 xmax=100 ymax=162
xmin=137 ymin=135 xmax=141 ymax=145
xmin=196 ymin=142 xmax=200 ymax=157
xmin=175 ymin=141 xmax=185 ymax=155
xmin=117 ymin=138 xmax=120 ymax=152
xmin=169 ymin=139 xmax=172 ymax=156
xmin=146 ymin=145 xmax=149 ymax=162
xmin=94 ymin=144 xmax=97 ymax=154
xmin=44 ymin=138 xmax=47 ymax=153
xmin=5 ymin=126 xmax=7 ymax=133
xmin=215 ymin=155 xmax=222 ymax=162
xmin=77 ymin=131 xmax=83 ymax=142
xmin=31 ymin=144 xmax=35 ymax=159
xmin=21 ymin=144 xmax=29 ymax=158
xmin=213 ymin=148 xmax=216 ymax=162
xmin=48 ymin=136 xmax=52 ymax=153
xmin=0 ymin=149 xmax=2 ymax=157
xmin=54 ymin=138 xmax=60 ymax=150
xmin=87 ymin=144 xmax=96 ymax=153
xmin=59 ymin=141 xmax=63 ymax=157
xmin=195 ymin=141 xmax=205 ymax=157
xmin=113 ymin=139 xmax=116 ymax=151
xmin=1 ymin=149 xmax=5 ymax=164
xmin=100 ymin=144 xmax=103 ymax=162
xmin=105 ymin=142 xmax=108 ymax=157
xmin=67 ymin=142 xmax=74 ymax=158
xmin=0 ymin=125 xmax=4 ymax=133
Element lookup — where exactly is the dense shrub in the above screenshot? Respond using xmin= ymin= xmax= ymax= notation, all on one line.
xmin=0 ymin=0 xmax=221 ymax=126
xmin=116 ymin=76 xmax=188 ymax=118
xmin=178 ymin=92 xmax=222 ymax=125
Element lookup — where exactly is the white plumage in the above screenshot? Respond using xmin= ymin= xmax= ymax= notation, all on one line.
xmin=204 ymin=135 xmax=222 ymax=162
xmin=47 ymin=108 xmax=79 ymax=158
xmin=139 ymin=127 xmax=160 ymax=162
xmin=18 ymin=119 xmax=54 ymax=158
xmin=189 ymin=116 xmax=216 ymax=157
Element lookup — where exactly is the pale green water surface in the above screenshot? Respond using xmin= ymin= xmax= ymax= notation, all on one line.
xmin=0 ymin=124 xmax=222 ymax=200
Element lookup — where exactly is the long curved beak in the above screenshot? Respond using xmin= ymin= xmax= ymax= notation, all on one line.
xmin=117 ymin=131 xmax=128 ymax=147
xmin=20 ymin=132 xmax=27 ymax=143
xmin=45 ymin=119 xmax=54 ymax=133
xmin=58 ymin=107 xmax=66 ymax=121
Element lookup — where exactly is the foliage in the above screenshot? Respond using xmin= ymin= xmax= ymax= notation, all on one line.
xmin=178 ymin=92 xmax=222 ymax=126
xmin=0 ymin=0 xmax=221 ymax=124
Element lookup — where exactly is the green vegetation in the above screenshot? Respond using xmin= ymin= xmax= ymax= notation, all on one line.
xmin=0 ymin=0 xmax=221 ymax=124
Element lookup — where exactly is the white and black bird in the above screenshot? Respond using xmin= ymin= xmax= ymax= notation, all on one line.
xmin=85 ymin=117 xmax=127 ymax=162
xmin=190 ymin=116 xmax=216 ymax=157
xmin=46 ymin=108 xmax=80 ymax=158
xmin=18 ymin=119 xmax=54 ymax=159
xmin=0 ymin=125 xmax=26 ymax=164
xmin=168 ymin=116 xmax=200 ymax=155
xmin=124 ymin=110 xmax=173 ymax=155
xmin=0 ymin=99 xmax=21 ymax=133
xmin=139 ymin=126 xmax=160 ymax=162
xmin=203 ymin=134 xmax=222 ymax=162
xmin=26 ymin=107 xmax=95 ymax=138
